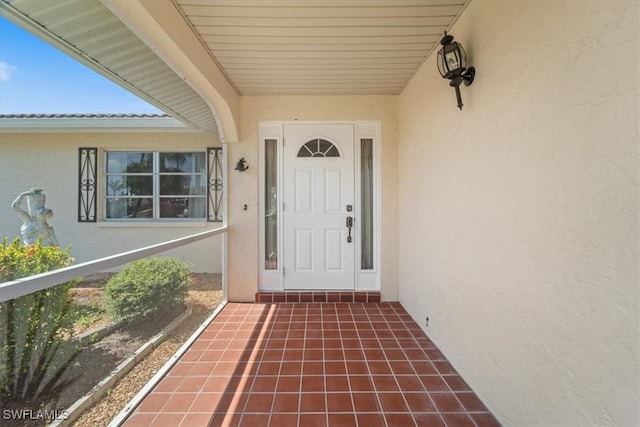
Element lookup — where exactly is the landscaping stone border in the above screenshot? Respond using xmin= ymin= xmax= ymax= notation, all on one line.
xmin=108 ymin=301 xmax=228 ymax=427
xmin=73 ymin=322 xmax=118 ymax=345
xmin=51 ymin=307 xmax=192 ymax=427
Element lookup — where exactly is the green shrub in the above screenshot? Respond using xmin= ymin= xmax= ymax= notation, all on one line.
xmin=0 ymin=239 xmax=81 ymax=400
xmin=105 ymin=257 xmax=191 ymax=323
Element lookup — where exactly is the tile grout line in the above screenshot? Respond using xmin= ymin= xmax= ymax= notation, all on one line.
xmin=234 ymin=304 xmax=277 ymax=427
xmin=356 ymin=303 xmax=391 ymax=427
xmin=391 ymin=303 xmax=449 ymax=427
xmin=342 ymin=304 xmax=360 ymax=427
xmin=385 ymin=302 xmax=428 ymax=427
xmin=390 ymin=303 xmax=464 ymax=427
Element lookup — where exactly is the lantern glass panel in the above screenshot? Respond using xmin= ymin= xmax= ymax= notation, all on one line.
xmin=445 ymin=49 xmax=461 ymax=71
xmin=438 ymin=42 xmax=468 ymax=79
xmin=437 ymin=49 xmax=446 ymax=77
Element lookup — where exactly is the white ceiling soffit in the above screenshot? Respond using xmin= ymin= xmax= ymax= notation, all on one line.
xmin=0 ymin=0 xmax=218 ymax=132
xmin=174 ymin=0 xmax=470 ymax=95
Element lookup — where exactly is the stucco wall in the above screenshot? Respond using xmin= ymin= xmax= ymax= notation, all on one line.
xmin=398 ymin=1 xmax=639 ymax=425
xmin=227 ymin=95 xmax=398 ymax=301
xmin=0 ymin=131 xmax=224 ymax=273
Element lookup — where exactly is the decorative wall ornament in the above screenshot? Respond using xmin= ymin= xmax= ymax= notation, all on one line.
xmin=234 ymin=157 xmax=249 ymax=172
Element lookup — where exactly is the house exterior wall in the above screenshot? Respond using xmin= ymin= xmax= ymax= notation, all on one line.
xmin=0 ymin=131 xmax=224 ymax=273
xmin=227 ymin=95 xmax=399 ymax=301
xmin=398 ymin=1 xmax=639 ymax=425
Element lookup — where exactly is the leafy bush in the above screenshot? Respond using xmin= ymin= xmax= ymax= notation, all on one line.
xmin=0 ymin=239 xmax=81 ymax=400
xmin=105 ymin=257 xmax=191 ymax=323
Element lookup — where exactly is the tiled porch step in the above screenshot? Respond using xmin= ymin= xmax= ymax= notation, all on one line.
xmin=255 ymin=291 xmax=381 ymax=303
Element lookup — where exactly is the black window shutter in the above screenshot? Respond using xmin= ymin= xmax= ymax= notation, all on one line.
xmin=78 ymin=147 xmax=97 ymax=222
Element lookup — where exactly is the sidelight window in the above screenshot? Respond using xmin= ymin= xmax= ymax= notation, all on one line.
xmin=264 ymin=139 xmax=278 ymax=269
xmin=361 ymin=139 xmax=374 ymax=270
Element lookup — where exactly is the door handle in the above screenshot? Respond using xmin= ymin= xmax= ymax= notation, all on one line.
xmin=346 ymin=216 xmax=353 ymax=243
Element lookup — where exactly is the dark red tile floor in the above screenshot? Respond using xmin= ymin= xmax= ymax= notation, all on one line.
xmin=122 ymin=302 xmax=501 ymax=427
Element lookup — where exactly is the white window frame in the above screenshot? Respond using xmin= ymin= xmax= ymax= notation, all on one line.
xmin=103 ymin=150 xmax=208 ymax=223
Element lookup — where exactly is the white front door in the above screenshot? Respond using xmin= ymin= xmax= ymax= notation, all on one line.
xmin=283 ymin=123 xmax=355 ymax=290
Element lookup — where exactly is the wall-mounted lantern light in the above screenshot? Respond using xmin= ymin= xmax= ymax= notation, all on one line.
xmin=437 ymin=32 xmax=475 ymax=110
xmin=234 ymin=157 xmax=249 ymax=172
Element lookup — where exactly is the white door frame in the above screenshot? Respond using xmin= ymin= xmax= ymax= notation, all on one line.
xmin=258 ymin=121 xmax=381 ymax=291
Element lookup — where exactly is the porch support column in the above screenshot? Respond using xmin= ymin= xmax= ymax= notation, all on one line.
xmin=105 ymin=0 xmax=240 ymax=143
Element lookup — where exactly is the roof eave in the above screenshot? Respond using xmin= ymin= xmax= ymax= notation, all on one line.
xmin=0 ymin=116 xmax=196 ymax=133
xmin=0 ymin=0 xmax=218 ymax=133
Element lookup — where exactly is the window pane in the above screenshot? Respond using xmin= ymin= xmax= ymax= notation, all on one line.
xmin=105 ymin=150 xmax=208 ymax=221
xmin=297 ymin=139 xmax=340 ymax=158
xmin=159 ymin=197 xmax=206 ymax=218
xmin=318 ymin=139 xmax=332 ymax=153
xmin=106 ymin=152 xmax=152 ymax=173
xmin=361 ymin=139 xmax=374 ymax=270
xmin=160 ymin=152 xmax=206 ymax=173
xmin=106 ymin=197 xmax=153 ymax=219
xmin=298 ymin=147 xmax=312 ymax=157
xmin=159 ymin=175 xmax=206 ymax=196
xmin=127 ymin=176 xmax=154 ymax=196
xmin=107 ymin=175 xmax=153 ymax=196
xmin=106 ymin=175 xmax=127 ymax=196
xmin=189 ymin=197 xmax=206 ymax=219
xmin=326 ymin=146 xmax=339 ymax=157
xmin=265 ymin=139 xmax=278 ymax=269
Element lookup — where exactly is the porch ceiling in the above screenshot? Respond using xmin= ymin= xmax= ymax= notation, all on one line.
xmin=0 ymin=0 xmax=470 ymax=132
xmin=174 ymin=0 xmax=470 ymax=95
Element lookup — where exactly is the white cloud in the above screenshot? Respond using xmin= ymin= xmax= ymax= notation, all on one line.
xmin=0 ymin=62 xmax=16 ymax=81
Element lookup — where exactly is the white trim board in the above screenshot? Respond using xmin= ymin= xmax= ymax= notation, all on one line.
xmin=0 ymin=117 xmax=192 ymax=133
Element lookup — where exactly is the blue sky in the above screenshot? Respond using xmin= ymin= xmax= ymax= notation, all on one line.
xmin=0 ymin=17 xmax=162 ymax=114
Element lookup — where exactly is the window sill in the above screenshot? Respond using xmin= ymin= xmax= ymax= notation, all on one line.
xmin=97 ymin=221 xmax=209 ymax=229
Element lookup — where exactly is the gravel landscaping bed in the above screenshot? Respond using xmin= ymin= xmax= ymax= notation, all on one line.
xmin=0 ymin=273 xmax=222 ymax=427
xmin=72 ymin=273 xmax=223 ymax=427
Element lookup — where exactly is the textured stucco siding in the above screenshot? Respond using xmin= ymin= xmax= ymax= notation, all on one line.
xmin=398 ymin=1 xmax=639 ymax=425
xmin=0 ymin=132 xmax=224 ymax=273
